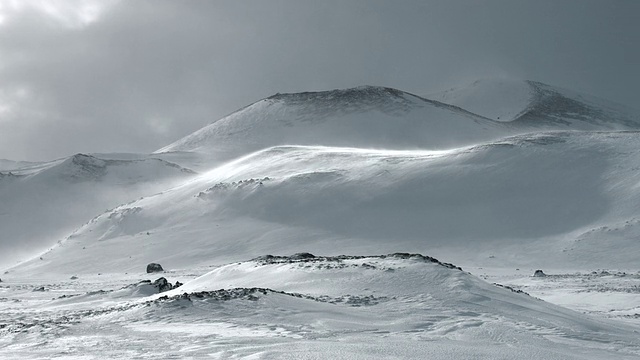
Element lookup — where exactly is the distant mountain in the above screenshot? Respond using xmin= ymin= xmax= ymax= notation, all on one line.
xmin=430 ymin=79 xmax=640 ymax=129
xmin=156 ymin=86 xmax=511 ymax=163
xmin=0 ymin=153 xmax=196 ymax=267
xmin=157 ymin=82 xmax=640 ymax=168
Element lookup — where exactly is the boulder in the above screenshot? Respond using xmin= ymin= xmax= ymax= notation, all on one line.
xmin=146 ymin=263 xmax=164 ymax=273
xmin=153 ymin=277 xmax=173 ymax=292
xmin=533 ymin=269 xmax=546 ymax=277
xmin=152 ymin=277 xmax=184 ymax=293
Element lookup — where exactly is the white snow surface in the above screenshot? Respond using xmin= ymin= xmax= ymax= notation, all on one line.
xmin=2 ymin=81 xmax=640 ymax=359
xmin=19 ymin=131 xmax=640 ymax=275
xmin=2 ymin=255 xmax=639 ymax=359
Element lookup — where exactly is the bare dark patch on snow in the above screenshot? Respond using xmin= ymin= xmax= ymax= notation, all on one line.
xmin=251 ymin=252 xmax=462 ymax=271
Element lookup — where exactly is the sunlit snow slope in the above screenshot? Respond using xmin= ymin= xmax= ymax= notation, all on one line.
xmin=14 ymin=131 xmax=640 ymax=275
xmin=0 ymin=154 xmax=195 ymax=267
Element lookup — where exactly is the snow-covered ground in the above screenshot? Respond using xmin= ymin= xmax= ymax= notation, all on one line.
xmin=2 ymin=254 xmax=639 ymax=359
xmin=2 ymin=81 xmax=640 ymax=358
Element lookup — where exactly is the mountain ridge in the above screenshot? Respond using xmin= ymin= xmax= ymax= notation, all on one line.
xmin=155 ymin=85 xmax=512 ymax=164
xmin=431 ymin=79 xmax=640 ymax=129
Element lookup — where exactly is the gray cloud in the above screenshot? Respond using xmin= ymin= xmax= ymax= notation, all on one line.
xmin=0 ymin=0 xmax=638 ymax=161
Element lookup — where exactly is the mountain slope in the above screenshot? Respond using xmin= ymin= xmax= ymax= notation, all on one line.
xmin=0 ymin=153 xmax=196 ymax=268
xmin=431 ymin=79 xmax=640 ymax=129
xmin=3 ymin=82 xmax=640 ymax=359
xmin=14 ymin=131 xmax=640 ymax=275
xmin=156 ymin=86 xmax=512 ymax=163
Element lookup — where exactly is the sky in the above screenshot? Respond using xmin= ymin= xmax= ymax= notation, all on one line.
xmin=0 ymin=0 xmax=638 ymax=161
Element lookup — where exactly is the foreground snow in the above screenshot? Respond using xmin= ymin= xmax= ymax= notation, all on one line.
xmin=2 ymin=254 xmax=639 ymax=359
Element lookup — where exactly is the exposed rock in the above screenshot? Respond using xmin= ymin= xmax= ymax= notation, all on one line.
xmin=290 ymin=252 xmax=316 ymax=260
xmin=153 ymin=277 xmax=173 ymax=293
xmin=494 ymin=283 xmax=531 ymax=296
xmin=251 ymin=252 xmax=463 ymax=271
xmin=533 ymin=269 xmax=547 ymax=277
xmin=152 ymin=277 xmax=183 ymax=293
xmin=146 ymin=263 xmax=164 ymax=273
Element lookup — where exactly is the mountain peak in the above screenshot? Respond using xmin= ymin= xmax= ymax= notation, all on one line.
xmin=267 ymin=85 xmax=407 ymax=102
xmin=517 ymin=80 xmax=640 ymax=129
xmin=260 ymin=85 xmax=426 ymax=117
xmin=155 ymin=84 xmax=505 ymax=162
xmin=431 ymin=79 xmax=640 ymax=129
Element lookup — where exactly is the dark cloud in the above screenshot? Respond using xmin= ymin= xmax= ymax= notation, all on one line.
xmin=1 ymin=0 xmax=638 ymax=161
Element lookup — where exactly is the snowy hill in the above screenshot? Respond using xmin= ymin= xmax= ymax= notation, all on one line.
xmin=156 ymin=86 xmax=512 ymax=164
xmin=0 ymin=153 xmax=196 ymax=267
xmin=15 ymin=131 xmax=640 ymax=276
xmin=3 ymin=81 xmax=640 ymax=359
xmin=431 ymin=79 xmax=640 ymax=129
xmin=158 ymin=82 xmax=640 ymax=168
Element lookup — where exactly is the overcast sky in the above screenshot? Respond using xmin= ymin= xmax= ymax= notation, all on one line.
xmin=1 ymin=0 xmax=638 ymax=161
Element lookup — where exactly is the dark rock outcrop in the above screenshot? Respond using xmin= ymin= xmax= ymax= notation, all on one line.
xmin=146 ymin=263 xmax=164 ymax=273
xmin=251 ymin=252 xmax=463 ymax=271
xmin=533 ymin=269 xmax=546 ymax=277
xmin=152 ymin=277 xmax=183 ymax=293
xmin=290 ymin=252 xmax=316 ymax=260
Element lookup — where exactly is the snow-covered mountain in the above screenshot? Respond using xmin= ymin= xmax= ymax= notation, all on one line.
xmin=158 ymin=82 xmax=640 ymax=169
xmin=0 ymin=153 xmax=196 ymax=267
xmin=156 ymin=86 xmax=512 ymax=164
xmin=431 ymin=79 xmax=640 ymax=129
xmin=3 ymin=80 xmax=640 ymax=359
